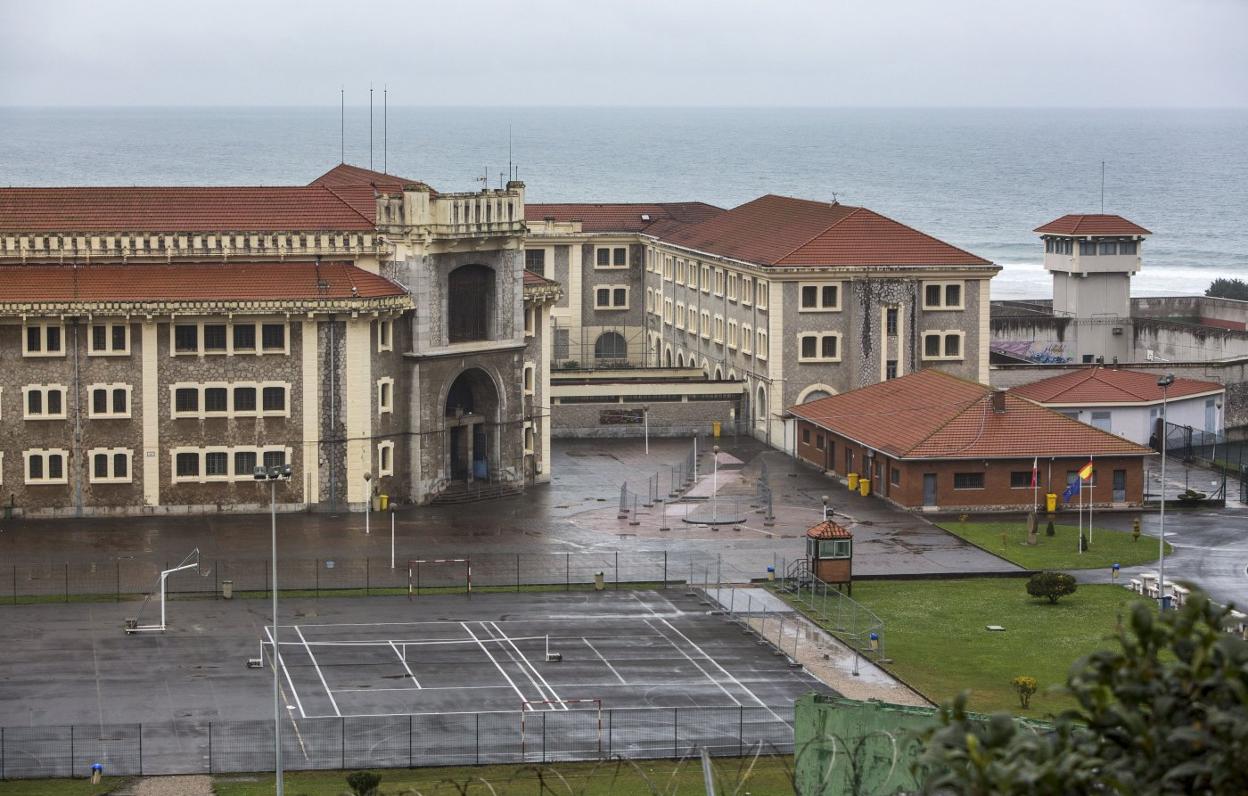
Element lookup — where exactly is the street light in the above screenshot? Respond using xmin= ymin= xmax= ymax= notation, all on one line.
xmin=254 ymin=462 xmax=293 ymax=796
xmin=1157 ymin=373 xmax=1174 ymax=611
xmin=642 ymin=404 xmax=650 ymax=455
xmin=363 ymin=471 xmax=372 ymax=535
xmin=712 ymin=445 xmax=720 ymax=522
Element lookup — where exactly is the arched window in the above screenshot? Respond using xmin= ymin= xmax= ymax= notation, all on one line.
xmin=447 ymin=265 xmax=495 ymax=343
xmin=676 ymin=352 xmax=685 ymax=368
xmin=803 ymin=390 xmax=832 ymax=403
xmin=594 ymin=331 xmax=627 ymax=361
xmin=756 ymin=384 xmax=768 ymax=424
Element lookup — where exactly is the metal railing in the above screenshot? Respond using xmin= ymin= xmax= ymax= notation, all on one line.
xmin=780 ymin=560 xmax=886 ymax=661
xmin=0 ymin=706 xmax=794 ymax=779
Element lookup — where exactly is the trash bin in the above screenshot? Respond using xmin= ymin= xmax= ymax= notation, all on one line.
xmin=222 ymin=580 xmax=233 ymax=600
xmin=379 ymin=494 xmax=389 ymax=511
xmin=712 ymin=420 xmax=722 ymax=438
xmin=371 ymin=495 xmax=382 ymax=512
xmin=766 ymin=566 xmax=775 ymax=582
xmin=847 ymin=473 xmax=859 ymax=490
xmin=1045 ymin=493 xmax=1057 ymax=513
xmin=594 ymin=572 xmax=605 ymax=591
xmin=859 ymin=478 xmax=871 ymax=497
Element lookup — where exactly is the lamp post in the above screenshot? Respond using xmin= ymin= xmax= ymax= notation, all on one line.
xmin=254 ymin=462 xmax=293 ymax=796
xmin=1157 ymin=373 xmax=1174 ymax=610
xmin=642 ymin=404 xmax=650 ymax=455
xmin=363 ymin=471 xmax=372 ymax=535
xmin=712 ymin=444 xmax=720 ymax=523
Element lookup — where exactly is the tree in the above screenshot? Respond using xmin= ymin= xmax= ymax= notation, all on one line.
xmin=345 ymin=771 xmax=382 ymax=796
xmin=1206 ymin=278 xmax=1248 ymax=301
xmin=913 ymin=594 xmax=1248 ymax=795
xmin=1011 ymin=676 xmax=1037 ymax=709
xmin=1026 ymin=571 xmax=1077 ymax=604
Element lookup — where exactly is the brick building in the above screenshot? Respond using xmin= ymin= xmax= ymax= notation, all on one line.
xmin=526 ymin=196 xmax=1000 ymax=447
xmin=787 ymin=369 xmax=1154 ymax=511
xmin=0 ymin=164 xmax=560 ymax=516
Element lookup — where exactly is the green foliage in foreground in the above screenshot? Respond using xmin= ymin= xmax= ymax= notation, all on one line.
xmin=915 ymin=594 xmax=1248 ymax=795
xmin=940 ymin=521 xmax=1169 ymax=570
xmin=0 ymin=778 xmax=122 ymax=796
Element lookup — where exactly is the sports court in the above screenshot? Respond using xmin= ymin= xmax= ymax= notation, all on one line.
xmin=267 ymin=589 xmax=821 ymax=722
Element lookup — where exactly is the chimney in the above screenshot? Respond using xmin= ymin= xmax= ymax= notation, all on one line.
xmin=991 ymin=388 xmax=1007 ymax=413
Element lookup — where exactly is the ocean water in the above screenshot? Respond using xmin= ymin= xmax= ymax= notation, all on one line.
xmin=2 ymin=106 xmax=1246 ymax=299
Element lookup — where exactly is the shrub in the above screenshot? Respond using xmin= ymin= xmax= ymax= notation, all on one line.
xmin=1011 ymin=675 xmax=1038 ymax=709
xmin=345 ymin=771 xmax=382 ymax=796
xmin=1026 ymin=571 xmax=1078 ymax=604
xmin=1045 ymin=519 xmax=1055 ymax=537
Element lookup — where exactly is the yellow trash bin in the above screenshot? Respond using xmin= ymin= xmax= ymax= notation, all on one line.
xmin=712 ymin=420 xmax=721 ymax=438
xmin=1046 ymin=493 xmax=1057 ymax=513
xmin=859 ymin=478 xmax=871 ymax=497
xmin=847 ymin=473 xmax=859 ymax=490
xmin=379 ymin=494 xmax=389 ymax=511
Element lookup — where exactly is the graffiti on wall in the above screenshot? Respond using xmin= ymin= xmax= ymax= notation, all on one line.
xmin=991 ymin=341 xmax=1072 ymax=364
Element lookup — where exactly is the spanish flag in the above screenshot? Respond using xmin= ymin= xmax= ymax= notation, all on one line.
xmin=1079 ymin=458 xmax=1094 ymax=481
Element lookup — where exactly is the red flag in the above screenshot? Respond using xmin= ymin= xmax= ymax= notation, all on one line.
xmin=1031 ymin=456 xmax=1038 ymax=487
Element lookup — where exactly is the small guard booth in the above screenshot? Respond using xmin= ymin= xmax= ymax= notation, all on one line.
xmin=805 ymin=519 xmax=854 ymax=594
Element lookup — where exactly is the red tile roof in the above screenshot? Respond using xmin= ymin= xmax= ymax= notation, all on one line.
xmin=806 ymin=520 xmax=852 ymax=540
xmin=788 ymin=369 xmax=1153 ymax=460
xmin=1010 ymin=367 xmax=1223 ymax=405
xmin=522 ymin=269 xmax=559 ymax=288
xmin=0 ymin=262 xmax=405 ymax=303
xmin=525 ymin=202 xmax=724 ymax=234
xmin=0 ymin=186 xmax=375 ymax=232
xmin=661 ymin=195 xmax=993 ymax=268
xmin=1034 ymin=214 xmax=1151 ymax=236
xmin=310 ymin=163 xmax=434 ymax=196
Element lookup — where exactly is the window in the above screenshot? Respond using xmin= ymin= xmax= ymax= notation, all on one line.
xmin=524 ymin=306 xmax=535 ymax=336
xmin=646 ymin=288 xmax=654 ymax=314
xmin=175 ymin=388 xmax=199 ymax=413
xmin=176 ymin=452 xmax=199 ymax=478
xmin=922 ymin=282 xmax=964 ymax=310
xmin=756 ymin=279 xmax=768 ymax=310
xmin=953 ymin=472 xmax=985 ymax=490
xmin=1010 ymin=471 xmax=1033 ymax=489
xmin=815 ymin=434 xmax=825 ymax=450
xmin=799 ymin=283 xmax=840 ymax=312
xmin=594 ymin=247 xmax=627 ymax=268
xmin=378 ymin=441 xmax=394 ymax=476
xmin=675 ymin=302 xmax=685 ymax=329
xmin=447 ymin=264 xmax=495 ymax=342
xmin=687 ymin=305 xmax=697 ymax=332
xmin=756 ymin=329 xmax=768 ymax=360
xmin=23 ymin=385 xmax=67 ymax=419
xmin=525 ymin=248 xmax=546 ymax=274
xmin=890 ymin=467 xmax=901 ymax=486
xmin=205 ymin=452 xmax=229 ymax=476
xmin=234 ymin=450 xmax=257 ymax=476
xmin=523 ymin=364 xmax=535 ymax=395
xmin=1119 ymin=241 xmax=1138 ymax=255
xmin=25 ymin=449 xmax=68 ymax=484
xmin=233 ymin=386 xmax=256 ymax=412
xmin=204 ymin=387 xmax=228 ymax=413
xmin=714 ymin=315 xmax=724 ymax=343
xmin=1098 ymin=240 xmax=1117 ymax=255
xmin=742 ymin=324 xmax=752 ymax=354
xmin=701 ymin=310 xmax=711 ymax=339
xmin=701 ymin=264 xmax=711 ymax=293
xmin=886 ymin=308 xmax=898 ymax=336
xmin=741 ymin=277 xmax=752 ymax=306
xmin=203 ymin=324 xmax=227 ymax=351
xmin=714 ymin=269 xmax=725 ymax=296
xmin=263 ymin=450 xmax=286 ymax=469
xmin=1090 ymin=410 xmax=1112 ymax=432
xmin=798 ymin=333 xmax=841 ymax=363
xmin=802 ymin=428 xmax=811 ymax=444
xmin=921 ymin=332 xmax=964 ymax=361
xmin=688 ymin=262 xmax=698 ymax=290
xmin=88 ymin=384 xmax=131 ymax=418
xmin=593 ymin=332 xmax=627 ymax=361
xmin=377 ymin=319 xmax=393 ymax=352
xmin=378 ymin=377 xmax=393 ymax=414
xmin=174 ymin=324 xmax=199 ymax=353
xmin=173 ymin=446 xmax=289 ymax=482
xmin=233 ymin=324 xmax=256 ymax=352
xmin=595 ymin=285 xmax=629 ymax=310
xmin=262 ymin=386 xmax=286 ymax=412
xmin=88 ymin=448 xmax=132 ymax=484
xmin=663 ymin=298 xmax=673 ymax=325
xmin=1079 ymin=239 xmax=1097 ymax=255
xmin=727 ymin=273 xmax=738 ymax=301
xmin=24 ymin=323 xmax=65 ymax=357
xmin=524 ymin=424 xmax=535 ymax=453
xmin=675 ymin=260 xmax=685 ymax=284
xmin=886 ymin=359 xmax=898 ymax=379
xmin=261 ymin=324 xmax=285 ymax=351
xmin=88 ymin=323 xmax=129 ymax=355
xmin=727 ymin=320 xmax=738 ymax=349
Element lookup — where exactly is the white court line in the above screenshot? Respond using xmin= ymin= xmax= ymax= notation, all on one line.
xmin=389 ymin=641 xmax=422 ymax=689
xmin=658 ymin=618 xmax=790 ymax=727
xmin=460 ymin=622 xmax=530 ymax=704
xmin=294 ymin=625 xmax=342 ymax=717
xmin=481 ymin=621 xmax=566 ymax=710
xmin=644 ymin=619 xmax=741 ymax=707
xmin=296 ymin=635 xmax=550 ymax=647
xmin=265 ymin=625 xmax=308 ymax=719
xmin=263 ymin=625 xmax=312 ymax=759
xmin=582 ymin=637 xmax=627 ymax=685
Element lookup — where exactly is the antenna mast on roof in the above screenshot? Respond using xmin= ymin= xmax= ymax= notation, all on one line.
xmin=369 ymin=85 xmax=374 ymax=170
xmin=1101 ymin=161 xmax=1105 ymax=213
xmin=383 ymin=85 xmax=388 ymax=174
xmin=340 ymin=87 xmax=344 ymax=164
xmin=508 ymin=123 xmax=513 ymax=184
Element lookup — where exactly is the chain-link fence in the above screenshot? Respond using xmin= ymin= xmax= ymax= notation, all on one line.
xmin=0 ymin=706 xmax=793 ymax=779
xmin=1145 ymin=421 xmax=1239 ymax=503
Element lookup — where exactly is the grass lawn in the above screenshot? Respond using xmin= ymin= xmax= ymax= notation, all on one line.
xmin=813 ymin=579 xmax=1152 ymax=717
xmin=211 ymin=756 xmax=797 ymax=795
xmin=939 ymin=521 xmax=1170 ymax=570
xmin=0 ymin=778 xmax=123 ymax=796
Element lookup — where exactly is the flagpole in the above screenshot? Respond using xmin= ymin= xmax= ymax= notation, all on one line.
xmin=1088 ymin=456 xmax=1094 ymax=545
xmin=1078 ymin=472 xmax=1084 ymax=554
xmin=1032 ymin=456 xmax=1039 ymax=515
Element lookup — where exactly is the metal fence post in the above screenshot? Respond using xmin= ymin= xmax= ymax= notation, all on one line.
xmin=663 ymin=551 xmax=668 ymax=588
xmin=739 ymin=705 xmax=745 ymax=757
xmin=409 ymin=715 xmax=413 ymax=768
xmin=208 ymin=722 xmax=213 ymax=774
xmin=516 ymin=554 xmax=521 ymax=592
xmin=1 ymin=726 xmax=4 ymax=780
xmin=65 ymin=562 xmax=69 ymax=603
xmin=139 ymin=723 xmax=143 ymax=775
xmin=566 ymin=553 xmax=570 ymax=591
xmin=316 ymin=560 xmax=320 ymax=597
xmin=70 ymin=724 xmax=74 ymax=774
xmin=116 ymin=560 xmax=121 ymax=603
xmin=673 ymin=707 xmax=679 ymax=757
xmin=614 ymin=551 xmax=619 ymax=589
xmin=11 ymin=566 xmax=16 ymax=605
xmin=608 ymin=709 xmax=613 ymax=758
xmin=475 ymin=712 xmax=480 ymax=765
xmin=366 ymin=558 xmax=371 ymax=596
xmin=341 ymin=716 xmax=346 ymax=769
xmin=542 ymin=712 xmax=547 ymax=764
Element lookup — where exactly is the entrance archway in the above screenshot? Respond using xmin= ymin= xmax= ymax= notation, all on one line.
xmin=444 ymin=368 xmax=500 ymax=482
xmin=594 ymin=331 xmax=627 ymax=361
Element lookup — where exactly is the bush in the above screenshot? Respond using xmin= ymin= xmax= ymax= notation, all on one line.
xmin=1026 ymin=571 xmax=1078 ymax=604
xmin=345 ymin=771 xmax=382 ymax=796
xmin=1207 ymin=277 xmax=1248 ymax=300
xmin=1011 ymin=675 xmax=1038 ymax=709
xmin=1045 ymin=519 xmax=1055 ymax=537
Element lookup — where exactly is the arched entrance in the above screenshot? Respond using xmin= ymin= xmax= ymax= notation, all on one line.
xmin=444 ymin=368 xmax=500 ymax=482
xmin=594 ymin=331 xmax=627 ymax=361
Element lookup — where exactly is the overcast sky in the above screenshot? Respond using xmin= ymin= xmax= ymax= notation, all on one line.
xmin=1 ymin=0 xmax=1245 ymax=107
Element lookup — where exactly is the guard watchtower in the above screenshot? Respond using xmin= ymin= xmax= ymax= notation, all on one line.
xmin=805 ymin=519 xmax=854 ymax=594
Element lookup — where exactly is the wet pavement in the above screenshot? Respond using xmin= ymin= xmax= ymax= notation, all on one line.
xmin=0 ymin=438 xmax=1019 ymax=585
